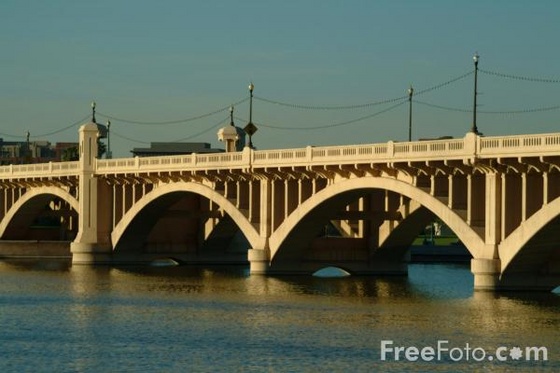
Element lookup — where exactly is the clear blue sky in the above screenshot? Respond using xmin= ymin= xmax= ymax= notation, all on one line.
xmin=2 ymin=0 xmax=560 ymax=157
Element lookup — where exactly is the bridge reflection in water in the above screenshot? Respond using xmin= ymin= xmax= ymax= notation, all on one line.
xmin=0 ymin=121 xmax=560 ymax=291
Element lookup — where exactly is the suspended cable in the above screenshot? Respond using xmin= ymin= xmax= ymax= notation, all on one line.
xmin=414 ymin=100 xmax=471 ymax=113
xmin=414 ymin=100 xmax=560 ymax=114
xmin=480 ymin=69 xmax=560 ymax=84
xmin=110 ymin=130 xmax=150 ymax=145
xmin=33 ymin=114 xmax=91 ymax=137
xmin=110 ymin=116 xmax=230 ymax=145
xmin=173 ymin=116 xmax=229 ymax=142
xmin=413 ymin=71 xmax=473 ymax=95
xmin=254 ymin=94 xmax=407 ymax=110
xmin=235 ymin=99 xmax=407 ymax=130
xmin=0 ymin=131 xmax=26 ymax=139
xmin=252 ymin=70 xmax=473 ymax=111
xmin=0 ymin=114 xmax=90 ymax=139
xmin=97 ymin=97 xmax=248 ymax=125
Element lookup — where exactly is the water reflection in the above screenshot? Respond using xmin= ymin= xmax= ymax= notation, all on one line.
xmin=0 ymin=260 xmax=558 ymax=372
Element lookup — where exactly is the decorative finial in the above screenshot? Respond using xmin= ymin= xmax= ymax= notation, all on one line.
xmin=229 ymin=105 xmax=235 ymax=126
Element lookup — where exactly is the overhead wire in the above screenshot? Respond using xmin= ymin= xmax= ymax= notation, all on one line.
xmin=173 ymin=116 xmax=229 ymax=142
xmin=33 ymin=114 xmax=91 ymax=137
xmin=3 ymin=66 xmax=559 ymax=143
xmin=111 ymin=116 xmax=231 ymax=144
xmin=235 ymin=99 xmax=408 ymax=130
xmin=252 ymin=70 xmax=473 ymax=110
xmin=415 ymin=100 xmax=560 ymax=114
xmin=479 ymin=69 xmax=560 ymax=84
xmin=0 ymin=114 xmax=90 ymax=139
xmin=96 ymin=97 xmax=248 ymax=125
xmin=110 ymin=130 xmax=150 ymax=145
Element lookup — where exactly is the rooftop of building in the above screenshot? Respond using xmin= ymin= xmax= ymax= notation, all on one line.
xmin=131 ymin=142 xmax=224 ymax=157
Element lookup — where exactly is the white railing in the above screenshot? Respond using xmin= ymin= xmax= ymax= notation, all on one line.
xmin=3 ymin=132 xmax=560 ymax=180
xmin=478 ymin=132 xmax=560 ymax=157
xmin=0 ymin=161 xmax=79 ymax=179
xmin=96 ymin=151 xmax=246 ymax=174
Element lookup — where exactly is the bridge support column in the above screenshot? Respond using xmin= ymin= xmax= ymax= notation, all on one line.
xmin=70 ymin=122 xmax=112 ymax=264
xmin=248 ymin=247 xmax=270 ymax=274
xmin=71 ymin=242 xmax=112 ymax=264
xmin=471 ymin=258 xmax=500 ymax=291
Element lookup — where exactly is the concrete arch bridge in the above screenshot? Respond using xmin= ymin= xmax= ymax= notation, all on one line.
xmin=0 ymin=122 xmax=559 ymax=291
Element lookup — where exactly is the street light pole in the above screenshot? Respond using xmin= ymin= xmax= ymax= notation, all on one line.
xmin=25 ymin=130 xmax=30 ymax=163
xmin=249 ymin=82 xmax=254 ymax=126
xmin=91 ymin=101 xmax=97 ymax=123
xmin=106 ymin=120 xmax=112 ymax=159
xmin=243 ymin=83 xmax=258 ymax=149
xmin=408 ymin=85 xmax=414 ymax=141
xmin=471 ymin=53 xmax=479 ymax=134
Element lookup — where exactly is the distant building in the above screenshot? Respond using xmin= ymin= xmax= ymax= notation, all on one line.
xmin=0 ymin=138 xmax=78 ymax=165
xmin=130 ymin=142 xmax=223 ymax=157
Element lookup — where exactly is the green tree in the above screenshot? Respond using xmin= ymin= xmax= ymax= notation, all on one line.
xmin=97 ymin=139 xmax=106 ymax=158
xmin=61 ymin=146 xmax=79 ymax=161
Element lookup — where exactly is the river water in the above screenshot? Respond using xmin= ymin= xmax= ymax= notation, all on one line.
xmin=0 ymin=260 xmax=558 ymax=372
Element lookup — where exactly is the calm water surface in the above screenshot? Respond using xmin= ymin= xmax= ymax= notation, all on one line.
xmin=0 ymin=261 xmax=558 ymax=372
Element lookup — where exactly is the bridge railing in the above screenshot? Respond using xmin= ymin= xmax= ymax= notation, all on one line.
xmin=251 ymin=137 xmax=469 ymax=167
xmin=5 ymin=132 xmax=560 ymax=180
xmin=96 ymin=151 xmax=247 ymax=174
xmin=0 ymin=161 xmax=79 ymax=179
xmin=92 ymin=132 xmax=560 ymax=174
xmin=478 ymin=132 xmax=560 ymax=157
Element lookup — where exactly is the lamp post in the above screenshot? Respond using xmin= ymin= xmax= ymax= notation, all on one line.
xmin=25 ymin=130 xmax=30 ymax=163
xmin=243 ymin=82 xmax=258 ymax=149
xmin=91 ymin=101 xmax=97 ymax=123
xmin=408 ymin=85 xmax=414 ymax=141
xmin=249 ymin=82 xmax=254 ymax=124
xmin=471 ymin=53 xmax=479 ymax=134
xmin=106 ymin=120 xmax=112 ymax=159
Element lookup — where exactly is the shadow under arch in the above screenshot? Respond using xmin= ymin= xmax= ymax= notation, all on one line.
xmin=0 ymin=186 xmax=79 ymax=239
xmin=499 ymin=196 xmax=560 ymax=275
xmin=111 ymin=181 xmax=260 ymax=252
xmin=269 ymin=177 xmax=484 ymax=263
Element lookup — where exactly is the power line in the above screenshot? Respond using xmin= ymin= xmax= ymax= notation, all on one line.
xmin=414 ymin=71 xmax=473 ymax=95
xmin=34 ymin=114 xmax=91 ymax=137
xmin=173 ymin=116 xmax=229 ymax=142
xmin=97 ymin=97 xmax=248 ymax=125
xmin=253 ymin=70 xmax=473 ymax=110
xmin=235 ymin=99 xmax=408 ymax=130
xmin=110 ymin=130 xmax=150 ymax=145
xmin=0 ymin=114 xmax=90 ymax=139
xmin=414 ymin=100 xmax=560 ymax=114
xmin=480 ymin=69 xmax=560 ymax=84
xmin=254 ymin=94 xmax=407 ymax=110
xmin=111 ymin=116 xmax=230 ymax=144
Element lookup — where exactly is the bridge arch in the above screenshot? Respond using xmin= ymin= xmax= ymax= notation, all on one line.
xmin=0 ymin=186 xmax=79 ymax=239
xmin=499 ymin=196 xmax=560 ymax=275
xmin=111 ymin=181 xmax=260 ymax=251
xmin=269 ymin=176 xmax=484 ymax=263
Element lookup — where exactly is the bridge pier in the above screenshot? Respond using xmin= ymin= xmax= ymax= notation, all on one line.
xmin=70 ymin=242 xmax=112 ymax=264
xmin=70 ymin=121 xmax=113 ymax=265
xmin=248 ymin=248 xmax=271 ymax=274
xmin=471 ymin=258 xmax=501 ymax=291
xmin=472 ymin=257 xmax=560 ymax=291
